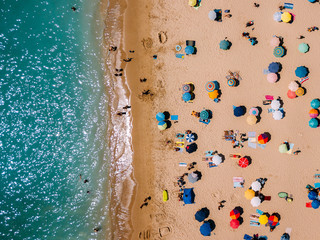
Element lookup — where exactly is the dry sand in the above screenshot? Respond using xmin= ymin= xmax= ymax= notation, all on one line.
xmin=122 ymin=0 xmax=320 ymax=239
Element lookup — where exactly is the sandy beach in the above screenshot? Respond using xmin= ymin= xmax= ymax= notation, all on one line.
xmin=121 ymin=0 xmax=320 ymax=239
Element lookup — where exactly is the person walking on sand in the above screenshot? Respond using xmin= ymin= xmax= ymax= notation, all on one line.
xmin=117 ymin=112 xmax=126 ymax=116
xmin=109 ymin=46 xmax=117 ymax=51
xmin=123 ymin=105 xmax=131 ymax=109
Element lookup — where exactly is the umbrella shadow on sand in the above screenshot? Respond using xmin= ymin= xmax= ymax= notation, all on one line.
xmin=217 ymin=153 xmax=225 ymax=163
xmin=272 ymin=212 xmax=281 ymax=221
xmin=263 ymin=132 xmax=271 ymax=142
xmin=234 ymin=206 xmax=244 ymax=215
xmin=256 ymin=106 xmax=263 ymax=123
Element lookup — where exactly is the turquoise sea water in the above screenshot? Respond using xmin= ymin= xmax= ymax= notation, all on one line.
xmin=0 ymin=0 xmax=112 ymax=239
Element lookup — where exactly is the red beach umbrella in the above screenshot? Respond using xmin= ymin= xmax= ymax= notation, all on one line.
xmin=230 ymin=209 xmax=240 ymax=219
xmin=238 ymin=157 xmax=249 ymax=168
xmin=287 ymin=90 xmax=296 ymax=99
xmin=258 ymin=133 xmax=268 ymax=144
xmin=268 ymin=215 xmax=279 ymax=226
xmin=230 ymin=219 xmax=240 ymax=229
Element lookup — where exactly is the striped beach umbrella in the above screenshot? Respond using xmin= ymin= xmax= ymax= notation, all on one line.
xmin=230 ymin=209 xmax=240 ymax=220
xmin=200 ymin=110 xmax=209 ymax=120
xmin=182 ymin=84 xmax=191 ymax=93
xmin=186 ymin=133 xmax=195 ymax=143
xmin=258 ymin=133 xmax=269 ymax=144
xmin=158 ymin=121 xmax=167 ymax=131
xmin=249 ymin=107 xmax=259 ymax=116
xmin=182 ymin=92 xmax=192 ymax=102
xmin=295 ymin=87 xmax=305 ymax=97
xmin=268 ymin=215 xmax=279 ymax=226
xmin=205 ymin=81 xmax=215 ymax=92
xmin=238 ymin=157 xmax=249 ymax=168
xmin=227 ymin=78 xmax=236 ymax=87
xmin=309 ymin=109 xmax=319 ymax=118
xmin=273 ymin=46 xmax=285 ymax=58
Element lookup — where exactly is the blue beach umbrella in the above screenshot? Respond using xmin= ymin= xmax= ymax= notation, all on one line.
xmin=233 ymin=106 xmax=245 ymax=117
xmin=220 ymin=40 xmax=231 ymax=50
xmin=200 ymin=221 xmax=212 ymax=236
xmin=156 ymin=112 xmax=165 ymax=121
xmin=273 ymin=46 xmax=285 ymax=58
xmin=227 ymin=78 xmax=236 ymax=87
xmin=182 ymin=92 xmax=192 ymax=102
xmin=308 ymin=0 xmax=317 ymax=3
xmin=183 ymin=188 xmax=195 ymax=204
xmin=195 ymin=208 xmax=210 ymax=222
xmin=308 ymin=191 xmax=318 ymax=200
xmin=200 ymin=110 xmax=209 ymax=120
xmin=309 ymin=118 xmax=319 ymax=128
xmin=311 ymin=200 xmax=320 ymax=209
xmin=185 ymin=46 xmax=195 ymax=55
xmin=268 ymin=62 xmax=280 ymax=73
xmin=186 ymin=133 xmax=195 ymax=143
xmin=311 ymin=99 xmax=320 ymax=109
xmin=295 ymin=66 xmax=308 ymax=78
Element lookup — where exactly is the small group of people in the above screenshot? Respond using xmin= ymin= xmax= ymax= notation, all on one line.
xmin=116 ymin=105 xmax=131 ymax=116
xmin=140 ymin=196 xmax=151 ymax=209
xmin=307 ymin=26 xmax=319 ymax=32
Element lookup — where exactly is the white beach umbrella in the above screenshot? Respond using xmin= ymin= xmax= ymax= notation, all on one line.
xmin=273 ymin=12 xmax=282 ymax=22
xmin=288 ymin=81 xmax=299 ymax=92
xmin=208 ymin=11 xmax=217 ymax=21
xmin=271 ymin=100 xmax=281 ymax=110
xmin=270 ymin=37 xmax=280 ymax=47
xmin=212 ymin=155 xmax=222 ymax=166
xmin=251 ymin=197 xmax=261 ymax=207
xmin=273 ymin=110 xmax=283 ymax=120
xmin=251 ymin=181 xmax=262 ymax=191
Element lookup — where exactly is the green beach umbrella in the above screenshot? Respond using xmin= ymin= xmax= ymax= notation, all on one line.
xmin=311 ymin=99 xmax=320 ymax=109
xmin=158 ymin=121 xmax=167 ymax=131
xmin=309 ymin=118 xmax=319 ymax=128
xmin=298 ymin=43 xmax=309 ymax=53
xmin=200 ymin=110 xmax=209 ymax=120
xmin=220 ymin=40 xmax=231 ymax=50
xmin=279 ymin=143 xmax=289 ymax=153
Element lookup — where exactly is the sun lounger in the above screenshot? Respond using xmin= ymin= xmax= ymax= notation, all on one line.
xmin=244 ymin=234 xmax=253 ymax=240
xmin=179 ymin=162 xmax=187 ymax=166
xmin=264 ymin=196 xmax=271 ymax=201
xmin=208 ymin=162 xmax=217 ymax=168
xmin=287 ymin=143 xmax=294 ymax=154
xmin=250 ymin=221 xmax=260 ymax=227
xmin=199 ymin=118 xmax=210 ymax=124
xmin=314 ymin=182 xmax=320 ymax=188
xmin=314 ymin=174 xmax=320 ymax=179
xmin=233 ymin=182 xmax=243 ymax=188
xmin=248 ymin=131 xmax=256 ymax=138
xmin=233 ymin=177 xmax=244 ymax=188
xmin=263 ymin=100 xmax=272 ymax=105
xmin=250 ymin=214 xmax=260 ymax=220
xmin=176 ymin=133 xmax=184 ymax=139
xmin=268 ymin=108 xmax=275 ymax=113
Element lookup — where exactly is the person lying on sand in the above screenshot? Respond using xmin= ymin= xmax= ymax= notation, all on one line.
xmin=123 ymin=58 xmax=133 ymax=62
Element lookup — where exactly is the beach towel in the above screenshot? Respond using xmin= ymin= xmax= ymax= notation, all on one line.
xmin=263 ymin=69 xmax=270 ymax=74
xmin=306 ymin=202 xmax=312 ymax=208
xmin=284 ymin=3 xmax=294 ymax=9
xmin=208 ymin=162 xmax=217 ymax=168
xmin=233 ymin=177 xmax=244 ymax=188
xmin=243 ymin=234 xmax=253 ymax=240
xmin=205 ymin=151 xmax=214 ymax=156
xmin=248 ymin=142 xmax=257 ymax=149
xmin=250 ymin=221 xmax=260 ymax=227
xmin=314 ymin=182 xmax=320 ymax=188
xmin=256 ymin=209 xmax=264 ymax=215
xmin=300 ymin=76 xmax=309 ymax=84
xmin=176 ymin=133 xmax=184 ymax=139
xmin=171 ymin=115 xmax=178 ymax=121
xmin=314 ymin=174 xmax=320 ymax=179
xmin=286 ymin=228 xmax=292 ymax=235
xmin=248 ymin=131 xmax=256 ymax=138
xmin=175 ymin=142 xmax=184 ymax=147
xmin=287 ymin=143 xmax=294 ymax=154
xmin=202 ymin=156 xmax=213 ymax=161
xmin=265 ymin=95 xmax=274 ymax=100
xmin=199 ymin=118 xmax=210 ymax=124
xmin=179 ymin=162 xmax=187 ymax=166
xmin=258 ymin=143 xmax=266 ymax=149
xmin=233 ymin=182 xmax=243 ymax=188
xmin=268 ymin=108 xmax=275 ymax=113
xmin=175 ymin=53 xmax=185 ymax=59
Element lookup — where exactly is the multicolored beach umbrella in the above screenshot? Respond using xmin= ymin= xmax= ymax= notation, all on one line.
xmin=273 ymin=46 xmax=285 ymax=58
xmin=230 ymin=209 xmax=240 ymax=220
xmin=182 ymin=92 xmax=192 ymax=102
xmin=186 ymin=133 xmax=195 ymax=143
xmin=238 ymin=157 xmax=249 ymax=168
xmin=182 ymin=84 xmax=191 ymax=93
xmin=156 ymin=112 xmax=165 ymax=121
xmin=200 ymin=110 xmax=209 ymax=120
xmin=227 ymin=78 xmax=236 ymax=87
xmin=230 ymin=219 xmax=240 ymax=229
xmin=258 ymin=134 xmax=269 ymax=144
xmin=158 ymin=121 xmax=167 ymax=131
xmin=249 ymin=107 xmax=259 ymax=116
xmin=309 ymin=109 xmax=319 ymax=118
xmin=295 ymin=66 xmax=308 ymax=78
xmin=205 ymin=81 xmax=218 ymax=92
xmin=268 ymin=215 xmax=279 ymax=226
xmin=295 ymin=87 xmax=305 ymax=97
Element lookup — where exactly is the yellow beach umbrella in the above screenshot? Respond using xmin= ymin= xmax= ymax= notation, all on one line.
xmin=188 ymin=0 xmax=197 ymax=7
xmin=281 ymin=12 xmax=292 ymax=23
xmin=246 ymin=115 xmax=257 ymax=125
xmin=208 ymin=90 xmax=219 ymax=99
xmin=244 ymin=189 xmax=255 ymax=200
xmin=259 ymin=214 xmax=269 ymax=225
xmin=295 ymin=87 xmax=305 ymax=97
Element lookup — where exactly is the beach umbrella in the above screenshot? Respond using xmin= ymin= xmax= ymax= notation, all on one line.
xmin=259 ymin=214 xmax=269 ymax=225
xmin=183 ymin=188 xmax=195 ymax=204
xmin=246 ymin=115 xmax=257 ymax=125
xmin=311 ymin=99 xmax=320 ymax=109
xmin=281 ymin=233 xmax=290 ymax=240
xmin=186 ymin=143 xmax=198 ymax=153
xmin=273 ymin=110 xmax=283 ymax=120
xmin=200 ymin=221 xmax=212 ymax=236
xmin=208 ymin=11 xmax=217 ymax=21
xmin=299 ymin=43 xmax=309 ymax=53
xmin=281 ymin=12 xmax=292 ymax=23
xmin=205 ymin=81 xmax=219 ymax=92
xmin=271 ymin=100 xmax=281 ymax=110
xmin=249 ymin=107 xmax=259 ymax=116
xmin=220 ymin=40 xmax=230 ymax=50
xmin=258 ymin=133 xmax=269 ymax=144
xmin=308 ymin=0 xmax=317 ymax=2
xmin=288 ymin=81 xmax=299 ymax=92
xmin=239 ymin=157 xmax=249 ymax=168
xmin=309 ymin=109 xmax=319 ymax=118
xmin=279 ymin=143 xmax=289 ymax=153
xmin=230 ymin=209 xmax=241 ymax=220
xmin=270 ymin=37 xmax=280 ymax=47
xmin=195 ymin=208 xmax=210 ymax=222
xmin=268 ymin=62 xmax=280 ymax=73
xmin=312 ymin=200 xmax=320 ymax=209
xmin=233 ymin=106 xmax=245 ymax=117
xmin=268 ymin=215 xmax=279 ymax=226
xmin=309 ymin=118 xmax=319 ymax=128
xmin=245 ymin=189 xmax=255 ymax=200
xmin=273 ymin=46 xmax=285 ymax=58
xmin=227 ymin=78 xmax=236 ymax=87
xmin=267 ymin=73 xmax=278 ymax=83
xmin=188 ymin=172 xmax=199 ymax=183
xmin=295 ymin=66 xmax=308 ymax=78
xmin=287 ymin=90 xmax=296 ymax=99
xmin=182 ymin=84 xmax=191 ymax=93
xmin=182 ymin=92 xmax=192 ymax=102
xmin=251 ymin=197 xmax=261 ymax=207
xmin=251 ymin=181 xmax=262 ymax=191
xmin=186 ymin=133 xmax=195 ymax=143
xmin=212 ymin=155 xmax=222 ymax=166
xmin=158 ymin=121 xmax=167 ymax=131
xmin=200 ymin=110 xmax=209 ymax=120
xmin=208 ymin=90 xmax=219 ymax=100
xmin=156 ymin=112 xmax=165 ymax=121
xmin=273 ymin=12 xmax=282 ymax=22
xmin=295 ymin=87 xmax=305 ymax=97
xmin=185 ymin=46 xmax=195 ymax=55
xmin=308 ymin=191 xmax=318 ymax=200
xmin=188 ymin=0 xmax=197 ymax=7
xmin=230 ymin=219 xmax=240 ymax=229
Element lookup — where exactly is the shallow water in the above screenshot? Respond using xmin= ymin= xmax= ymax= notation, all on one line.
xmin=0 ymin=0 xmax=115 ymax=239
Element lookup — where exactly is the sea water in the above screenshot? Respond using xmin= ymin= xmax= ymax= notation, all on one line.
xmin=0 ymin=0 xmax=113 ymax=239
